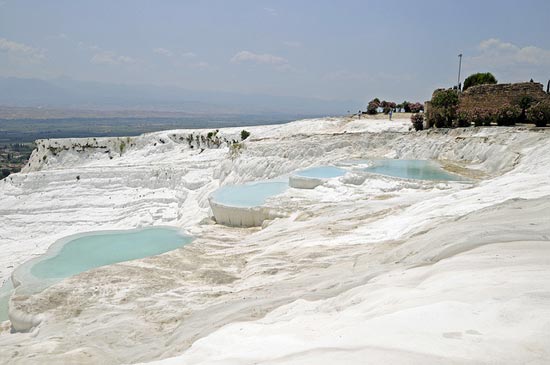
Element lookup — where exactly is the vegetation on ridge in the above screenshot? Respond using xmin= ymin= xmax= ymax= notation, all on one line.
xmin=366 ymin=98 xmax=423 ymax=115
xmin=462 ymin=72 xmax=497 ymax=91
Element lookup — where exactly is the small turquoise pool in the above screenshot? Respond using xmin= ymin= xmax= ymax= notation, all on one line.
xmin=365 ymin=160 xmax=465 ymax=181
xmin=211 ymin=181 xmax=288 ymax=207
xmin=295 ymin=166 xmax=347 ymax=179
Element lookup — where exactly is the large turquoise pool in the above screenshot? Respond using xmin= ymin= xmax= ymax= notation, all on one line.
xmin=1 ymin=227 xmax=192 ymax=322
xmin=211 ymin=181 xmax=288 ymax=207
xmin=30 ymin=228 xmax=191 ymax=279
xmin=365 ymin=160 xmax=465 ymax=181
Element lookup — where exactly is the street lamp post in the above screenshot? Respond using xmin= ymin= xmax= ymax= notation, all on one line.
xmin=457 ymin=53 xmax=463 ymax=93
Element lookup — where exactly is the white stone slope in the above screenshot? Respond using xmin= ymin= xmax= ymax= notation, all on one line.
xmin=0 ymin=117 xmax=549 ymax=364
xmin=0 ymin=117 xmax=409 ymax=288
xmin=147 ymin=196 xmax=550 ymax=365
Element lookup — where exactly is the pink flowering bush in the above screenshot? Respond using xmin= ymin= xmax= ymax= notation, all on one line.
xmin=495 ymin=105 xmax=521 ymax=126
xmin=411 ymin=113 xmax=424 ymax=130
xmin=459 ymin=108 xmax=497 ymax=127
xmin=380 ymin=101 xmax=397 ymax=114
xmin=367 ymin=98 xmax=380 ymax=114
xmin=409 ymin=102 xmax=424 ymax=113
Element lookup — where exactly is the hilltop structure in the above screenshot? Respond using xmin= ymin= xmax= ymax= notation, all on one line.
xmin=426 ymin=82 xmax=550 ymax=115
xmin=459 ymin=82 xmax=550 ymax=112
xmin=424 ymin=81 xmax=550 ymax=128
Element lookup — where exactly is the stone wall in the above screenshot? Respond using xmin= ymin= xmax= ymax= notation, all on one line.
xmin=459 ymin=82 xmax=550 ymax=111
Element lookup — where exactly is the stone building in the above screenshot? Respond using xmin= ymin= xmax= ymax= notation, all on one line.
xmin=458 ymin=82 xmax=550 ymax=112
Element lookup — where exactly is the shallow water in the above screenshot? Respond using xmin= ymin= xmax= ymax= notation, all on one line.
xmin=365 ymin=160 xmax=465 ymax=181
xmin=30 ymin=228 xmax=191 ymax=279
xmin=0 ymin=227 xmax=191 ymax=322
xmin=211 ymin=181 xmax=288 ymax=207
xmin=0 ymin=280 xmax=13 ymax=322
xmin=295 ymin=166 xmax=346 ymax=178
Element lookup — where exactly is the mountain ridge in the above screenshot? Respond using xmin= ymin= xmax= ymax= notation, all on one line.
xmin=0 ymin=76 xmax=359 ymax=116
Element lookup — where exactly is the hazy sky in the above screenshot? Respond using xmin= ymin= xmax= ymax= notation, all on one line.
xmin=1 ymin=0 xmax=550 ymax=103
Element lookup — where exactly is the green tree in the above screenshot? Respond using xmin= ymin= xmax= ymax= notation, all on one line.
xmin=430 ymin=89 xmax=459 ymax=127
xmin=463 ymin=72 xmax=497 ymax=91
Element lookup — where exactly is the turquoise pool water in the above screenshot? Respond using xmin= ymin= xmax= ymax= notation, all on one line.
xmin=0 ymin=280 xmax=13 ymax=322
xmin=1 ymin=227 xmax=191 ymax=322
xmin=295 ymin=166 xmax=347 ymax=178
xmin=211 ymin=181 xmax=288 ymax=207
xmin=30 ymin=228 xmax=192 ymax=279
xmin=365 ymin=160 xmax=465 ymax=181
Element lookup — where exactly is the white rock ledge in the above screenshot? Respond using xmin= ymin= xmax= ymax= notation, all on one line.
xmin=288 ymin=175 xmax=326 ymax=189
xmin=8 ymin=298 xmax=43 ymax=332
xmin=209 ymin=199 xmax=284 ymax=227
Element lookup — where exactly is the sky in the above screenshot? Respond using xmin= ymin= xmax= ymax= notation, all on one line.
xmin=1 ymin=0 xmax=550 ymax=104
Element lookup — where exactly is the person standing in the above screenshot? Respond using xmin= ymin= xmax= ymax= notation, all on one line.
xmin=389 ymin=109 xmax=393 ymax=121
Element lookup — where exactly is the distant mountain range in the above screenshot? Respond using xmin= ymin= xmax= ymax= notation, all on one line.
xmin=0 ymin=76 xmax=359 ymax=118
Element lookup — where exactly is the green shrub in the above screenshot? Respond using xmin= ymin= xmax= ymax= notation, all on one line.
xmin=430 ymin=89 xmax=458 ymax=128
xmin=431 ymin=89 xmax=459 ymax=109
xmin=517 ymin=95 xmax=535 ymax=111
xmin=463 ymin=72 xmax=497 ymax=91
xmin=240 ymin=130 xmax=250 ymax=141
xmin=229 ymin=141 xmax=243 ymax=159
xmin=516 ymin=95 xmax=536 ymax=122
xmin=527 ymin=102 xmax=550 ymax=127
xmin=119 ymin=140 xmax=126 ymax=155
xmin=455 ymin=111 xmax=471 ymax=127
xmin=430 ymin=110 xmax=448 ymax=128
xmin=425 ymin=108 xmax=440 ymax=128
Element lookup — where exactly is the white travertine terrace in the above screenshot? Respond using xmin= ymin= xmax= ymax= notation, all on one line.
xmin=288 ymin=174 xmax=325 ymax=189
xmin=1 ymin=117 xmax=549 ymax=364
xmin=208 ymin=199 xmax=284 ymax=227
